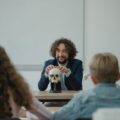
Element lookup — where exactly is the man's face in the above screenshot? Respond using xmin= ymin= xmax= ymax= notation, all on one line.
xmin=56 ymin=43 xmax=69 ymax=64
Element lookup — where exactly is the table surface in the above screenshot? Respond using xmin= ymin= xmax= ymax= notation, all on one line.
xmin=19 ymin=91 xmax=78 ymax=118
xmin=47 ymin=106 xmax=61 ymax=112
xmin=33 ymin=90 xmax=78 ymax=101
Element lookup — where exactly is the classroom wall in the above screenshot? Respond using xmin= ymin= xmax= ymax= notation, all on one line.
xmin=83 ymin=0 xmax=120 ymax=90
xmin=84 ymin=0 xmax=120 ymax=71
xmin=0 ymin=0 xmax=83 ymax=65
xmin=0 ymin=0 xmax=84 ymax=91
xmin=20 ymin=0 xmax=120 ymax=91
xmin=1 ymin=0 xmax=120 ymax=91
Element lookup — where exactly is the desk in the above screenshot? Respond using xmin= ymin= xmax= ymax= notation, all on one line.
xmin=33 ymin=90 xmax=78 ymax=102
xmin=47 ymin=106 xmax=61 ymax=112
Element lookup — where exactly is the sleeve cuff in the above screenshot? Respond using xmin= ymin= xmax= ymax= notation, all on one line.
xmin=65 ymin=70 xmax=71 ymax=77
xmin=44 ymin=72 xmax=48 ymax=78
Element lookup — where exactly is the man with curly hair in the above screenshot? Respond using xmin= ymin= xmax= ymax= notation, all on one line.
xmin=38 ymin=38 xmax=83 ymax=91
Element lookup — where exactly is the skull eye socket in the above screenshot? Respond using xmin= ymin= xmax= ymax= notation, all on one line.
xmin=50 ymin=74 xmax=54 ymax=77
xmin=55 ymin=74 xmax=59 ymax=77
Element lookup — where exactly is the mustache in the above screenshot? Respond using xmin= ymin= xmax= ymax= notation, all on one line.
xmin=56 ymin=56 xmax=66 ymax=59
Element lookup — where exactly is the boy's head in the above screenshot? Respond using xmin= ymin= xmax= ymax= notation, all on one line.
xmin=89 ymin=52 xmax=119 ymax=84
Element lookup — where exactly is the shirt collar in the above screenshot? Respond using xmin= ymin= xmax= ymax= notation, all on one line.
xmin=95 ymin=83 xmax=116 ymax=89
xmin=58 ymin=61 xmax=68 ymax=66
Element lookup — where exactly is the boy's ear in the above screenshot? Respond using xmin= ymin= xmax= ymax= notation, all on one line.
xmin=117 ymin=73 xmax=120 ymax=81
xmin=115 ymin=73 xmax=120 ymax=82
xmin=91 ymin=75 xmax=99 ymax=85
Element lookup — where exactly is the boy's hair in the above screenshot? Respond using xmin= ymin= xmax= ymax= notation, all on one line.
xmin=89 ymin=53 xmax=119 ymax=83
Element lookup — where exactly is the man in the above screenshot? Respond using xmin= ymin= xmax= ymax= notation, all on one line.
xmin=51 ymin=52 xmax=120 ymax=120
xmin=38 ymin=38 xmax=83 ymax=91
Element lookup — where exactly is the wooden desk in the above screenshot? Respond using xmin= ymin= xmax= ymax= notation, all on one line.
xmin=47 ymin=106 xmax=61 ymax=112
xmin=33 ymin=90 xmax=77 ymax=102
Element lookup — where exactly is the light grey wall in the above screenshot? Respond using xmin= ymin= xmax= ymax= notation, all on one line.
xmin=0 ymin=0 xmax=83 ymax=66
xmin=1 ymin=0 xmax=120 ymax=91
xmin=85 ymin=0 xmax=120 ymax=71
xmin=83 ymin=0 xmax=120 ymax=90
xmin=0 ymin=0 xmax=84 ymax=91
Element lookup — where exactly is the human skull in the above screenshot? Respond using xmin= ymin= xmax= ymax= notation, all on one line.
xmin=48 ymin=68 xmax=62 ymax=83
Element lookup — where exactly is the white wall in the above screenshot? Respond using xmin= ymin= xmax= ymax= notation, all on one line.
xmin=0 ymin=0 xmax=83 ymax=65
xmin=83 ymin=0 xmax=120 ymax=89
xmin=0 ymin=0 xmax=84 ymax=91
xmin=24 ymin=0 xmax=120 ymax=91
xmin=19 ymin=71 xmax=40 ymax=91
xmin=1 ymin=0 xmax=120 ymax=91
xmin=85 ymin=0 xmax=120 ymax=71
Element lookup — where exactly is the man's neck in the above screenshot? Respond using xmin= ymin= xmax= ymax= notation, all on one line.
xmin=58 ymin=61 xmax=68 ymax=66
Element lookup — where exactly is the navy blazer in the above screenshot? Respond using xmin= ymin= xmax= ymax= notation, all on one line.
xmin=38 ymin=59 xmax=83 ymax=91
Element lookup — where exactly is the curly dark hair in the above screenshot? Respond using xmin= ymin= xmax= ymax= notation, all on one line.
xmin=0 ymin=46 xmax=33 ymax=118
xmin=50 ymin=38 xmax=78 ymax=60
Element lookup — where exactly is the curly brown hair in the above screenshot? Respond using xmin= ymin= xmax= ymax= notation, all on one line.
xmin=50 ymin=38 xmax=78 ymax=60
xmin=0 ymin=46 xmax=33 ymax=118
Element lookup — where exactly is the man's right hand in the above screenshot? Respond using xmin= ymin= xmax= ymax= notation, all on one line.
xmin=45 ymin=65 xmax=55 ymax=74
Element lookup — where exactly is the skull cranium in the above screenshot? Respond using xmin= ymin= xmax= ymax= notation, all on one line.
xmin=48 ymin=68 xmax=62 ymax=83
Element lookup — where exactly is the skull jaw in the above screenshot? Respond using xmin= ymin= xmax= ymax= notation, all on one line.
xmin=50 ymin=82 xmax=61 ymax=93
xmin=49 ymin=77 xmax=60 ymax=83
xmin=50 ymin=79 xmax=60 ymax=83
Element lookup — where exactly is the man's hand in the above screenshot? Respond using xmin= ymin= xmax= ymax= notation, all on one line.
xmin=45 ymin=65 xmax=54 ymax=74
xmin=58 ymin=66 xmax=70 ymax=73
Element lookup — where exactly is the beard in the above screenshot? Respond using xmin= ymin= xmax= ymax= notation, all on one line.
xmin=56 ymin=57 xmax=68 ymax=65
xmin=58 ymin=60 xmax=67 ymax=65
